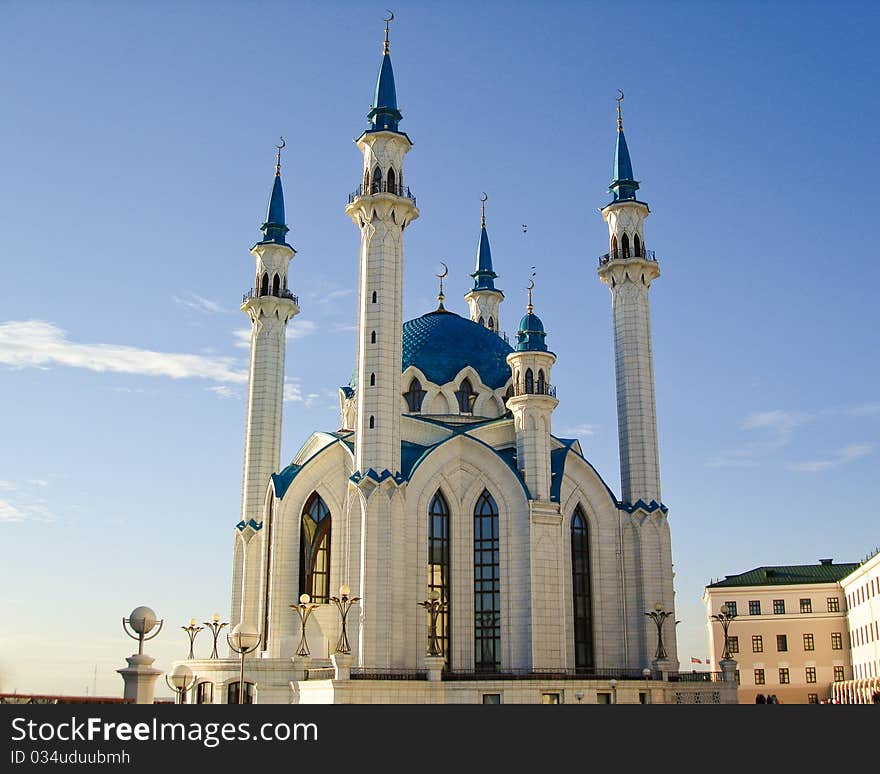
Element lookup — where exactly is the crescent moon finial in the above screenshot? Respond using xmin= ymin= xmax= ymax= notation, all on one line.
xmin=436 ymin=261 xmax=448 ymax=279
xmin=526 ymin=278 xmax=535 ymax=313
xmin=435 ymin=261 xmax=447 ymax=310
xmin=480 ymin=192 xmax=488 ymax=203
xmin=384 ymin=9 xmax=394 ymax=22
xmin=527 ymin=278 xmax=535 ymax=291
xmin=616 ymin=90 xmax=624 ymax=132
xmin=480 ymin=192 xmax=488 ymax=227
xmin=275 ymin=136 xmax=286 ymax=175
xmin=383 ymin=10 xmax=394 ymax=52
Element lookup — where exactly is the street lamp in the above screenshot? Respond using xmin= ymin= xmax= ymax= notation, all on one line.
xmin=418 ymin=590 xmax=444 ymax=657
xmin=328 ymin=585 xmax=361 ymax=654
xmin=645 ymin=603 xmax=673 ymax=660
xmin=711 ymin=603 xmax=737 ymax=661
xmin=290 ymin=594 xmax=319 ymax=657
xmin=122 ymin=606 xmax=164 ymax=656
xmin=181 ymin=618 xmax=204 ymax=660
xmin=226 ymin=623 xmax=260 ymax=704
xmin=609 ymin=678 xmax=618 ymax=704
xmin=203 ymin=613 xmax=228 ymax=659
xmin=165 ymin=664 xmax=195 ymax=704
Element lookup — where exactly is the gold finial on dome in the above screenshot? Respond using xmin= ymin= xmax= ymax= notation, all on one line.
xmin=383 ymin=10 xmax=394 ymax=54
xmin=616 ymin=89 xmax=624 ymax=133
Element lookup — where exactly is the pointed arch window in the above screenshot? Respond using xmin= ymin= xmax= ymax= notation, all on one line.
xmin=404 ymin=377 xmax=426 ymax=412
xmin=371 ymin=165 xmax=382 ymax=194
xmin=478 ymin=316 xmax=484 ymax=326
xmin=428 ymin=490 xmax=451 ymax=664
xmin=369 ymin=415 xmax=375 ymax=429
xmin=474 ymin=490 xmax=500 ymax=672
xmin=387 ymin=166 xmax=397 ymax=195
xmin=524 ymin=368 xmax=534 ymax=394
xmin=300 ymin=493 xmax=331 ymax=603
xmin=488 ymin=317 xmax=495 ymax=331
xmin=272 ymin=273 xmax=280 ymax=296
xmin=456 ymin=378 xmax=476 ymax=413
xmin=621 ymin=233 xmax=630 ymax=258
xmin=371 ymin=291 xmax=377 ymax=303
xmin=634 ymin=233 xmax=642 ymax=258
xmin=537 ymin=369 xmax=546 ymax=395
xmin=370 ymin=373 xmax=376 ymax=386
xmin=503 ymin=384 xmax=514 ymax=407
xmin=611 ymin=235 xmax=618 ymax=259
xmin=571 ymin=506 xmax=594 ymax=670
xmin=371 ymin=330 xmax=376 ymax=344
xmin=260 ymin=272 xmax=269 ymax=296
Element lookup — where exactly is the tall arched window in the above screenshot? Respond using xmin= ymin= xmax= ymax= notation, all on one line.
xmin=537 ymin=369 xmax=546 ymax=394
xmin=371 ymin=291 xmax=377 ymax=303
xmin=227 ymin=681 xmax=254 ymax=705
xmin=456 ymin=378 xmax=476 ymax=413
xmin=371 ymin=330 xmax=376 ymax=344
xmin=621 ymin=233 xmax=630 ymax=258
xmin=488 ymin=317 xmax=494 ymax=331
xmin=370 ymin=372 xmax=376 ymax=386
xmin=300 ymin=492 xmax=331 ymax=603
xmin=387 ymin=167 xmax=397 ymax=195
xmin=428 ymin=490 xmax=451 ymax=664
xmin=634 ymin=233 xmax=642 ymax=258
xmin=524 ymin=368 xmax=534 ymax=394
xmin=404 ymin=377 xmax=426 ymax=412
xmin=571 ymin=506 xmax=594 ymax=670
xmin=260 ymin=272 xmax=269 ymax=296
xmin=369 ymin=415 xmax=375 ymax=429
xmin=478 ymin=316 xmax=484 ymax=326
xmin=371 ymin=165 xmax=382 ymax=194
xmin=611 ymin=234 xmax=618 ymax=258
xmin=474 ymin=490 xmax=500 ymax=672
xmin=272 ymin=273 xmax=280 ymax=296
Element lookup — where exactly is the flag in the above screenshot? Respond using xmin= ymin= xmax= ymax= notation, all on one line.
xmin=691 ymin=657 xmax=703 ymax=665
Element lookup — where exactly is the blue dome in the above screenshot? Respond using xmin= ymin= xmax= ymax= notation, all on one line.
xmin=515 ymin=312 xmax=548 ymax=352
xmin=403 ymin=311 xmax=513 ymax=389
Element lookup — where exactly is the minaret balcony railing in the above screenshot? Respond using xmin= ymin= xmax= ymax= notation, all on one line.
xmin=242 ymin=288 xmax=299 ymax=305
xmin=598 ymin=248 xmax=656 ymax=267
xmin=348 ymin=182 xmax=417 ymax=206
xmin=512 ymin=383 xmax=557 ymax=398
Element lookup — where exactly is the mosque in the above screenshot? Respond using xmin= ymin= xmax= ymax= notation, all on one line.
xmin=172 ymin=21 xmax=731 ymax=705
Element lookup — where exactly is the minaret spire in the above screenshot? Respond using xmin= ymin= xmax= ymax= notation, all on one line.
xmin=465 ymin=192 xmax=504 ymax=333
xmin=610 ymin=89 xmax=640 ymax=203
xmin=368 ymin=12 xmax=403 ymax=134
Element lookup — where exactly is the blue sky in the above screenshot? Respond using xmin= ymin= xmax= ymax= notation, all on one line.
xmin=1 ymin=0 xmax=878 ymax=695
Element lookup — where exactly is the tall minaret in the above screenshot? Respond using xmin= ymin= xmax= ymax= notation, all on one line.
xmin=464 ymin=194 xmax=504 ymax=333
xmin=233 ymin=142 xmax=300 ymax=627
xmin=345 ymin=19 xmax=419 ymax=475
xmin=597 ymin=94 xmax=661 ymax=506
xmin=505 ymin=283 xmax=558 ymax=501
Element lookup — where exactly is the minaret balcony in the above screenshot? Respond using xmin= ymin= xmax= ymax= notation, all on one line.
xmin=242 ymin=287 xmax=299 ymax=305
xmin=512 ymin=383 xmax=557 ymax=398
xmin=348 ymin=182 xmax=417 ymax=207
xmin=598 ymin=248 xmax=657 ymax=268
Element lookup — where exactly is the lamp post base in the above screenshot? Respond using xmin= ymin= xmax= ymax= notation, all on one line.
xmin=331 ymin=653 xmax=353 ymax=681
xmin=425 ymin=655 xmax=445 ymax=682
xmin=117 ymin=654 xmax=162 ymax=704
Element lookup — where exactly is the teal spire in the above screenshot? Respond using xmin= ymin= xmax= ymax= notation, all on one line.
xmin=609 ymin=91 xmax=640 ymax=203
xmin=258 ymin=139 xmax=291 ymax=246
xmin=367 ymin=15 xmax=403 ymax=133
xmin=515 ymin=282 xmax=549 ymax=352
xmin=471 ymin=194 xmax=498 ymax=291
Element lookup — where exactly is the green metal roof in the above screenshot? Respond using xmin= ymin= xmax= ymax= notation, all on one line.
xmin=707 ymin=561 xmax=859 ymax=588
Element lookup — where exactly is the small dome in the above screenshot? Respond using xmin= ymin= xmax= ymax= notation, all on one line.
xmin=403 ymin=310 xmax=513 ymax=389
xmin=515 ymin=312 xmax=548 ymax=352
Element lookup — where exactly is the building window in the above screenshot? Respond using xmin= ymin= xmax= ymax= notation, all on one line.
xmin=481 ymin=694 xmax=501 ymax=704
xmin=803 ymin=633 xmax=815 ymax=651
xmin=808 ymin=693 xmax=819 ymax=704
xmin=571 ymin=506 xmax=594 ymax=670
xmin=728 ymin=636 xmax=739 ymax=654
xmin=749 ymin=600 xmax=761 ymax=616
xmin=196 ymin=682 xmax=213 ymax=704
xmin=779 ymin=668 xmax=790 ymax=684
xmin=754 ymin=669 xmax=765 ymax=685
xmin=596 ymin=692 xmax=611 ymax=704
xmin=827 ymin=597 xmax=840 ymax=613
xmin=735 ymin=670 xmax=740 ymax=685
xmin=456 ymin=378 xmax=476 ymax=413
xmin=833 ymin=666 xmax=845 ymax=682
xmin=773 ymin=599 xmax=785 ymax=615
xmin=370 ymin=372 xmax=375 ymax=386
xmin=537 ymin=369 xmax=546 ymax=394
xmin=752 ymin=635 xmax=763 ymax=653
xmin=371 ymin=290 xmax=377 ymax=303
xmin=227 ymin=681 xmax=254 ymax=704
xmin=299 ymin=492 xmax=331 ymax=603
xmin=724 ymin=601 xmax=738 ymax=617
xmin=777 ymin=634 xmax=788 ymax=652
xmin=474 ymin=490 xmax=500 ymax=672
xmin=524 ymin=368 xmax=534 ymax=394
xmin=831 ymin=632 xmax=843 ymax=650
xmin=369 ymin=415 xmax=375 ymax=429
xmin=800 ymin=598 xmax=812 ymax=613
xmin=404 ymin=378 xmax=426 ymax=412
xmin=428 ymin=490 xmax=450 ymax=665
xmin=541 ymin=692 xmax=561 ymax=705
xmin=805 ymin=667 xmax=816 ymax=683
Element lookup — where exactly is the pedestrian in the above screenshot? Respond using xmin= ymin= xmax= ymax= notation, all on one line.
xmin=755 ymin=693 xmax=766 ymax=704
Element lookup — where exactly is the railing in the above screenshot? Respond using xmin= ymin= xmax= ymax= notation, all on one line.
xmin=598 ymin=248 xmax=657 ymax=267
xmin=305 ymin=667 xmax=335 ymax=681
xmin=348 ymin=182 xmax=417 ymax=206
xmin=668 ymin=671 xmax=725 ymax=683
xmin=444 ymin=667 xmax=653 ymax=681
xmin=351 ymin=668 xmax=428 ymax=681
xmin=242 ymin=288 xmax=299 ymax=305
xmin=512 ymin=383 xmax=557 ymax=398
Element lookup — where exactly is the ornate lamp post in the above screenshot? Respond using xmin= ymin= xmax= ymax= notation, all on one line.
xmin=203 ymin=613 xmax=228 ymax=659
xmin=119 ymin=605 xmax=164 ymax=705
xmin=123 ymin=606 xmax=164 ymax=656
xmin=418 ymin=590 xmax=444 ymax=657
xmin=181 ymin=618 xmax=203 ymax=660
xmin=226 ymin=623 xmax=260 ymax=704
xmin=290 ymin=594 xmax=319 ymax=657
xmin=328 ymin=585 xmax=361 ymax=654
xmin=165 ymin=664 xmax=195 ymax=704
xmin=645 ymin=603 xmax=673 ymax=660
xmin=711 ymin=603 xmax=737 ymax=660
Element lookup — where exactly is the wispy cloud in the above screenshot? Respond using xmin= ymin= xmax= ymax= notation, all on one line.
xmin=283 ymin=381 xmax=303 ymax=403
xmin=233 ymin=329 xmax=251 ymax=349
xmin=741 ymin=410 xmax=809 ymax=436
xmin=173 ymin=294 xmax=223 ymax=314
xmin=560 ymin=423 xmax=598 ymax=438
xmin=208 ymin=385 xmax=241 ymax=400
xmin=0 ymin=321 xmax=246 ymax=384
xmin=0 ymin=481 xmax=14 ymax=490
xmin=0 ymin=499 xmax=54 ymax=524
xmin=288 ymin=320 xmax=317 ymax=341
xmin=27 ymin=479 xmax=48 ymax=488
xmin=787 ymin=443 xmax=874 ymax=473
